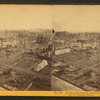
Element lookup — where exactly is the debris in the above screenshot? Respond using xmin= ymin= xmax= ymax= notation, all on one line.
xmin=34 ymin=60 xmax=48 ymax=71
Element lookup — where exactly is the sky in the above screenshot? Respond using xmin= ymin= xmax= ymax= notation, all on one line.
xmin=0 ymin=5 xmax=52 ymax=30
xmin=53 ymin=5 xmax=100 ymax=32
xmin=0 ymin=5 xmax=100 ymax=32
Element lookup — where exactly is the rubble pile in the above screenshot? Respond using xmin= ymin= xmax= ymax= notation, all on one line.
xmin=0 ymin=69 xmax=32 ymax=90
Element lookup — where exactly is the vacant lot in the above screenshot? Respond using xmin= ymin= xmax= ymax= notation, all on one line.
xmin=14 ymin=59 xmax=38 ymax=69
xmin=0 ymin=53 xmax=23 ymax=65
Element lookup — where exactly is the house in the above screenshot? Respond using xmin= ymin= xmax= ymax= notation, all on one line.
xmin=55 ymin=48 xmax=70 ymax=55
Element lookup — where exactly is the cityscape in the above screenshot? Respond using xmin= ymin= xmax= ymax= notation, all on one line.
xmin=0 ymin=29 xmax=99 ymax=91
xmin=0 ymin=5 xmax=100 ymax=91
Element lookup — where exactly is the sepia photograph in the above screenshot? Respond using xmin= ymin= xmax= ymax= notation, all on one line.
xmin=0 ymin=5 xmax=100 ymax=92
xmin=0 ymin=5 xmax=52 ymax=91
xmin=52 ymin=5 xmax=100 ymax=91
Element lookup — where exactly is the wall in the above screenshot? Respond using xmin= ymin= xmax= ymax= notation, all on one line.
xmin=52 ymin=75 xmax=84 ymax=91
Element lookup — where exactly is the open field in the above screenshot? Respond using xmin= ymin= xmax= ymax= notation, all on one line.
xmin=0 ymin=53 xmax=23 ymax=65
xmin=14 ymin=59 xmax=39 ymax=69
